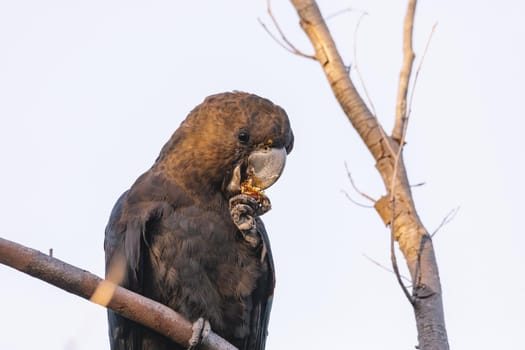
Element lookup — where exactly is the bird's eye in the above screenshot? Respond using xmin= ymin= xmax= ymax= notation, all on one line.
xmin=238 ymin=131 xmax=250 ymax=144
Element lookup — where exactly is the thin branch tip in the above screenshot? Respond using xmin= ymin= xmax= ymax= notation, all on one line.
xmin=341 ymin=190 xmax=374 ymax=208
xmin=352 ymin=11 xmax=377 ymax=117
xmin=363 ymin=253 xmax=412 ymax=285
xmin=259 ymin=0 xmax=316 ymax=60
xmin=432 ymin=206 xmax=460 ymax=237
xmin=343 ymin=162 xmax=376 ymax=203
xmin=406 ymin=22 xmax=438 ymax=121
xmin=325 ymin=7 xmax=368 ymax=21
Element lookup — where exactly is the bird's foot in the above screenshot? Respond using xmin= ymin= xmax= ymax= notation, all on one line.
xmin=229 ymin=193 xmax=270 ymax=247
xmin=187 ymin=317 xmax=211 ymax=350
xmin=230 ymin=192 xmax=271 ymax=217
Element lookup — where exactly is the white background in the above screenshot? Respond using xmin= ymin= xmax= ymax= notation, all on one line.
xmin=1 ymin=1 xmax=523 ymax=349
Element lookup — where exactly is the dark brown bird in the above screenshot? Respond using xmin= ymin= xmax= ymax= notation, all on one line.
xmin=104 ymin=92 xmax=293 ymax=350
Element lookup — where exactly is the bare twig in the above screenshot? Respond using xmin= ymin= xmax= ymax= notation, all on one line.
xmin=390 ymin=198 xmax=415 ymax=305
xmin=258 ymin=0 xmax=316 ymax=60
xmin=325 ymin=7 xmax=356 ymax=21
xmin=352 ymin=11 xmax=377 ymax=117
xmin=407 ymin=22 xmax=438 ymax=121
xmin=0 ymin=237 xmax=237 ymax=350
xmin=432 ymin=206 xmax=459 ymax=237
xmin=363 ymin=253 xmax=412 ymax=285
xmin=344 ymin=161 xmax=376 ymax=203
xmin=392 ymin=0 xmax=417 ymax=143
xmin=341 ymin=190 xmax=374 ymax=208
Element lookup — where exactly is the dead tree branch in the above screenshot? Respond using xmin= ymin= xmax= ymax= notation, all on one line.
xmin=344 ymin=162 xmax=376 ymax=204
xmin=0 ymin=237 xmax=237 ymax=350
xmin=325 ymin=7 xmax=358 ymax=21
xmin=259 ymin=0 xmax=316 ymax=59
xmin=363 ymin=253 xmax=412 ymax=285
xmin=431 ymin=207 xmax=459 ymax=237
xmin=390 ymin=197 xmax=415 ymax=305
xmin=392 ymin=0 xmax=417 ymax=143
xmin=407 ymin=22 xmax=438 ymax=121
xmin=288 ymin=0 xmax=449 ymax=349
xmin=341 ymin=190 xmax=374 ymax=208
xmin=388 ymin=1 xmax=418 ymax=306
xmin=351 ymin=11 xmax=377 ymax=117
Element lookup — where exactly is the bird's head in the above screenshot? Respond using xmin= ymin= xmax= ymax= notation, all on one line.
xmin=156 ymin=92 xmax=294 ymax=202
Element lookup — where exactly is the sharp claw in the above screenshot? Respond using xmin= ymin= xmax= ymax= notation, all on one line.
xmin=257 ymin=193 xmax=271 ymax=215
xmin=242 ymin=231 xmax=261 ymax=248
xmin=188 ymin=318 xmax=211 ymax=350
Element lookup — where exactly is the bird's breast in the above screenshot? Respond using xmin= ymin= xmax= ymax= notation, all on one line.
xmin=144 ymin=205 xmax=263 ymax=333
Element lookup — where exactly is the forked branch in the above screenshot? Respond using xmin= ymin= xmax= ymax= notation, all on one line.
xmin=287 ymin=0 xmax=449 ymax=349
xmin=259 ymin=0 xmax=316 ymax=59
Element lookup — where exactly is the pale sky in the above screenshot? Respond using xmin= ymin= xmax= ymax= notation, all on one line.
xmin=1 ymin=1 xmax=523 ymax=349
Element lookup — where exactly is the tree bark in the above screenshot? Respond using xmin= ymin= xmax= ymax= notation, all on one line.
xmin=289 ymin=1 xmax=449 ymax=349
xmin=0 ymin=237 xmax=237 ymax=350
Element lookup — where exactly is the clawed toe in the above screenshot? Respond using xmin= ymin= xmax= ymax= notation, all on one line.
xmin=187 ymin=317 xmax=211 ymax=350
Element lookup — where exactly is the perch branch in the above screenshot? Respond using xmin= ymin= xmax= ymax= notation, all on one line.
xmin=0 ymin=237 xmax=237 ymax=350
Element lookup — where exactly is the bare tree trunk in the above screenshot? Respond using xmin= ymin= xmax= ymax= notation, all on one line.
xmin=288 ymin=1 xmax=449 ymax=349
xmin=0 ymin=237 xmax=237 ymax=350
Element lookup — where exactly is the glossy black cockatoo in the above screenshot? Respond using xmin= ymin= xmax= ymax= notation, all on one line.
xmin=104 ymin=92 xmax=294 ymax=350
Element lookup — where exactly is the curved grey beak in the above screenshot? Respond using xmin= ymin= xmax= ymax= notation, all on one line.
xmin=246 ymin=147 xmax=287 ymax=190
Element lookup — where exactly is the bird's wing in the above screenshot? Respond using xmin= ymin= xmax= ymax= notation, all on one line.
xmin=104 ymin=189 xmax=173 ymax=350
xmin=245 ymin=217 xmax=276 ymax=350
